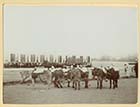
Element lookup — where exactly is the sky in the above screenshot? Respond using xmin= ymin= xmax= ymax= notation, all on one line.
xmin=4 ymin=6 xmax=138 ymax=60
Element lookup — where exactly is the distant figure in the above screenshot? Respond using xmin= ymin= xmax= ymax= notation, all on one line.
xmin=32 ymin=67 xmax=37 ymax=73
xmin=134 ymin=62 xmax=138 ymax=78
xmin=70 ymin=65 xmax=74 ymax=70
xmin=124 ymin=64 xmax=129 ymax=77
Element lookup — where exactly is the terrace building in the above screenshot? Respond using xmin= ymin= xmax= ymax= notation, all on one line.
xmin=58 ymin=56 xmax=62 ymax=63
xmin=30 ymin=54 xmax=36 ymax=63
xmin=49 ymin=55 xmax=54 ymax=63
xmin=20 ymin=54 xmax=26 ymax=63
xmin=40 ymin=55 xmax=45 ymax=63
xmin=87 ymin=56 xmax=91 ymax=63
xmin=80 ymin=56 xmax=84 ymax=63
xmin=10 ymin=53 xmax=16 ymax=63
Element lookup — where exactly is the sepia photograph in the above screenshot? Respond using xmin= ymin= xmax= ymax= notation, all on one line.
xmin=3 ymin=5 xmax=138 ymax=104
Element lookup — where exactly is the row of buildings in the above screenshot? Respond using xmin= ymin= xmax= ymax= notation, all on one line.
xmin=8 ymin=53 xmax=91 ymax=65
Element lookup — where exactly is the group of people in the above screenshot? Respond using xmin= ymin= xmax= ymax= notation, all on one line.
xmin=124 ymin=62 xmax=138 ymax=78
xmin=33 ymin=65 xmax=89 ymax=73
xmin=32 ymin=62 xmax=138 ymax=78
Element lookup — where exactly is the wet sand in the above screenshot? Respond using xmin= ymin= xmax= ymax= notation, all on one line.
xmin=3 ymin=78 xmax=137 ymax=104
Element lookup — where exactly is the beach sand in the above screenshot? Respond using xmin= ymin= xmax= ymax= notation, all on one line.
xmin=3 ymin=78 xmax=137 ymax=104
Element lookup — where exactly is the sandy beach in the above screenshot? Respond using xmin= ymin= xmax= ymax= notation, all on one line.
xmin=3 ymin=78 xmax=137 ymax=104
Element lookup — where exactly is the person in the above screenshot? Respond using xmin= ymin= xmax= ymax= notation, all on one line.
xmin=50 ymin=66 xmax=55 ymax=72
xmin=124 ymin=64 xmax=129 ymax=77
xmin=32 ymin=66 xmax=37 ymax=73
xmin=70 ymin=65 xmax=74 ymax=70
xmin=134 ymin=62 xmax=138 ymax=78
xmin=81 ymin=66 xmax=87 ymax=72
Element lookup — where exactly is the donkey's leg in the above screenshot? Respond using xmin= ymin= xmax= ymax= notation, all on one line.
xmin=72 ymin=81 xmax=75 ymax=88
xmin=47 ymin=83 xmax=51 ymax=90
xmin=78 ymin=81 xmax=80 ymax=90
xmin=76 ymin=82 xmax=77 ymax=90
xmin=76 ymin=81 xmax=78 ymax=90
xmin=85 ymin=79 xmax=88 ymax=88
xmin=54 ymin=80 xmax=59 ymax=88
xmin=74 ymin=81 xmax=77 ymax=90
xmin=100 ymin=79 xmax=103 ymax=89
xmin=47 ymin=80 xmax=51 ymax=89
xmin=20 ymin=72 xmax=25 ymax=84
xmin=97 ymin=79 xmax=99 ymax=89
xmin=58 ymin=80 xmax=63 ymax=88
xmin=74 ymin=81 xmax=76 ymax=90
xmin=21 ymin=76 xmax=28 ymax=84
xmin=68 ymin=79 xmax=71 ymax=87
xmin=31 ymin=78 xmax=35 ymax=87
xmin=34 ymin=77 xmax=37 ymax=83
xmin=76 ymin=81 xmax=79 ymax=90
xmin=113 ymin=80 xmax=116 ymax=89
xmin=109 ymin=79 xmax=112 ymax=89
xmin=116 ymin=80 xmax=118 ymax=88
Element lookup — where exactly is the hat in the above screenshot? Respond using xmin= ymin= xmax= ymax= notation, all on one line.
xmin=51 ymin=66 xmax=55 ymax=69
xmin=70 ymin=65 xmax=73 ymax=68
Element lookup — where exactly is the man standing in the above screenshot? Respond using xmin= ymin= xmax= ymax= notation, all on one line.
xmin=134 ymin=62 xmax=138 ymax=78
xmin=124 ymin=64 xmax=129 ymax=78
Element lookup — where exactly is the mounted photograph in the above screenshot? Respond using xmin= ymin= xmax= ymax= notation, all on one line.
xmin=3 ymin=5 xmax=138 ymax=104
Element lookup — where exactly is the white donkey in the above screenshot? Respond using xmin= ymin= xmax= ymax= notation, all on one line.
xmin=20 ymin=67 xmax=52 ymax=89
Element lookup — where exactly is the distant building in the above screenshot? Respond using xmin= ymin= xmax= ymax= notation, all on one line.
xmin=72 ymin=56 xmax=76 ymax=64
xmin=67 ymin=56 xmax=76 ymax=64
xmin=58 ymin=56 xmax=62 ymax=63
xmin=36 ymin=56 xmax=39 ymax=63
xmin=49 ymin=55 xmax=54 ymax=63
xmin=65 ymin=56 xmax=68 ymax=63
xmin=45 ymin=56 xmax=48 ymax=62
xmin=87 ymin=56 xmax=91 ymax=63
xmin=16 ymin=54 xmax=19 ymax=63
xmin=80 ymin=56 xmax=84 ymax=63
xmin=75 ymin=57 xmax=80 ymax=64
xmin=30 ymin=54 xmax=36 ymax=63
xmin=67 ymin=57 xmax=71 ymax=64
xmin=20 ymin=54 xmax=26 ymax=63
xmin=40 ymin=55 xmax=45 ymax=63
xmin=27 ymin=55 xmax=30 ymax=63
xmin=54 ymin=57 xmax=57 ymax=63
xmin=62 ymin=59 xmax=65 ymax=63
xmin=10 ymin=53 xmax=16 ymax=63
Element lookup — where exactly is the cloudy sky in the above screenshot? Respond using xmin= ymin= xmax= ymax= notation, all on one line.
xmin=4 ymin=6 xmax=138 ymax=59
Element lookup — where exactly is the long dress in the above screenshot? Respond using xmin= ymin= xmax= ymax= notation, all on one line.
xmin=124 ymin=65 xmax=129 ymax=77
